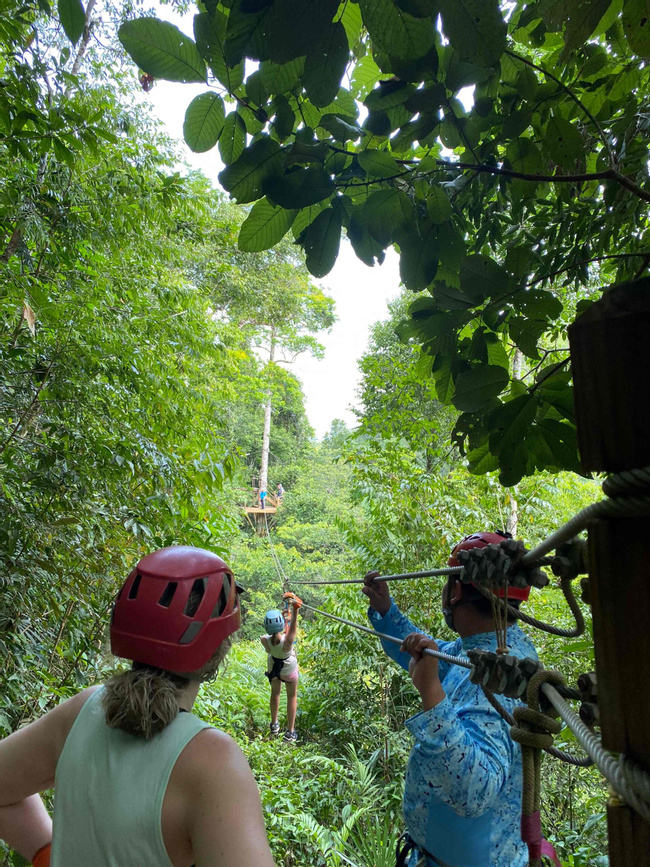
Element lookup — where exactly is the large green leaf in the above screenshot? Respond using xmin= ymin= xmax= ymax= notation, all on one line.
xmin=399 ymin=219 xmax=439 ymax=291
xmin=560 ymin=0 xmax=613 ymax=60
xmin=545 ymin=116 xmax=584 ymax=169
xmin=266 ymin=0 xmax=340 ymax=64
xmin=427 ymin=186 xmax=452 ymax=223
xmin=357 ymin=149 xmax=401 ymax=179
xmin=223 ymin=4 xmax=270 ymax=66
xmin=348 ymin=214 xmax=388 ymax=266
xmin=218 ymin=137 xmax=284 ymax=203
xmin=183 ymin=93 xmax=225 ymax=153
xmin=488 ymin=394 xmax=539 ymax=456
xmin=259 ymin=57 xmax=305 ymax=95
xmin=301 ymin=207 xmax=342 ymax=277
xmin=118 ymin=18 xmax=207 ymax=83
xmin=238 ymin=198 xmax=297 ymax=251
xmin=452 ymin=364 xmax=510 ymax=412
xmin=58 ymin=0 xmax=85 ymax=44
xmin=264 ymin=166 xmax=335 ymax=208
xmin=361 ymin=188 xmax=415 ymax=245
xmin=459 ymin=254 xmax=510 ymax=300
xmin=358 ymin=0 xmax=435 ymax=59
xmin=622 ymin=0 xmax=650 ymax=58
xmin=219 ymin=111 xmax=247 ymax=164
xmin=193 ymin=13 xmax=244 ymax=93
xmin=438 ymin=0 xmax=507 ymax=67
xmin=303 ymin=23 xmax=350 ymax=109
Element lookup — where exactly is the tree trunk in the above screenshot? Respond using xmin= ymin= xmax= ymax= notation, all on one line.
xmin=70 ymin=0 xmax=97 ymax=77
xmin=259 ymin=332 xmax=275 ymax=501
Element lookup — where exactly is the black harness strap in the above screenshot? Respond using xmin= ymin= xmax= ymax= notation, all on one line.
xmin=395 ymin=832 xmax=455 ymax=867
xmin=265 ymin=656 xmax=284 ymax=682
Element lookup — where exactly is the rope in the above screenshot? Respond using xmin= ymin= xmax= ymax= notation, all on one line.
xmin=263 ymin=510 xmax=289 ymax=592
xmin=481 ymin=686 xmax=593 ymax=767
xmin=288 ymin=566 xmax=462 ymax=586
xmin=541 ymin=683 xmax=650 ymax=823
xmin=473 ymin=576 xmax=585 ymax=638
xmin=509 ymin=671 xmax=566 ymax=867
xmin=299 ymin=601 xmax=472 ymax=670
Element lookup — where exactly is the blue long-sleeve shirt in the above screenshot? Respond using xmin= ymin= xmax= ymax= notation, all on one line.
xmin=369 ymin=600 xmax=538 ymax=867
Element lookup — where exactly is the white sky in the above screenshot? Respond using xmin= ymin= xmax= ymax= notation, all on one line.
xmin=144 ymin=9 xmax=400 ymax=438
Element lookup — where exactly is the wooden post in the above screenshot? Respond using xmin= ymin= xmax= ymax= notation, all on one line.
xmin=568 ymin=277 xmax=650 ymax=866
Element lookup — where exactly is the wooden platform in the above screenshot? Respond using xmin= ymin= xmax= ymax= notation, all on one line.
xmin=244 ymin=506 xmax=277 ymax=515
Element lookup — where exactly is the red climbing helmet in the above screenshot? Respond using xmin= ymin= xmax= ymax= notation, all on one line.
xmin=110 ymin=546 xmax=241 ymax=673
xmin=448 ymin=532 xmax=531 ymax=602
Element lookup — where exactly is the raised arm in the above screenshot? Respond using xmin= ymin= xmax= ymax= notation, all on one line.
xmin=283 ymin=596 xmax=300 ymax=649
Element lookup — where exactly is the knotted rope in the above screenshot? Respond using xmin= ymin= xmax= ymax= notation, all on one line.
xmin=510 ymin=670 xmax=566 ymax=867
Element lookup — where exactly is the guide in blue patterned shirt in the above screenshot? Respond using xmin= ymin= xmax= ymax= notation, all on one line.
xmin=363 ymin=533 xmax=539 ymax=867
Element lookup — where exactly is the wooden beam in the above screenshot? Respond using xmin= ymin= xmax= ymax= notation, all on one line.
xmin=568 ymin=277 xmax=650 ymax=867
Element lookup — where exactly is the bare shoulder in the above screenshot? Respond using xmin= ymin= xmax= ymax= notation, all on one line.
xmin=177 ymin=727 xmax=251 ymax=783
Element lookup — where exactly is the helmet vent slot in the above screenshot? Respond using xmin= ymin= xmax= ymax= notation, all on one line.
xmin=211 ymin=574 xmax=231 ymax=619
xmin=185 ymin=578 xmax=207 ymax=617
xmin=180 ymin=621 xmax=203 ymax=644
xmin=158 ymin=582 xmax=178 ymax=608
xmin=128 ymin=573 xmax=142 ymax=600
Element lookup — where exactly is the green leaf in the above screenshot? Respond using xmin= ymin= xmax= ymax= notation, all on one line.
xmin=459 ymin=254 xmax=510 ymax=300
xmin=357 ymin=149 xmax=401 ymax=179
xmin=535 ymin=418 xmax=581 ymax=472
xmin=485 ymin=333 xmax=509 ymax=368
xmin=488 ymin=394 xmax=539 ymax=456
xmin=358 ymin=0 xmax=435 ymax=59
xmin=219 ymin=111 xmax=247 ymax=164
xmin=319 ymin=113 xmax=361 ymax=142
xmin=427 ymin=186 xmax=452 ymax=223
xmin=364 ymin=80 xmax=416 ymax=111
xmin=348 ymin=214 xmax=388 ymax=266
xmin=395 ymin=0 xmax=437 ymax=16
xmin=266 ymin=0 xmax=340 ymax=64
xmin=58 ymin=0 xmax=85 ymax=44
xmin=223 ymin=5 xmax=270 ymax=66
xmin=432 ymin=354 xmax=455 ymax=402
xmin=513 ymin=288 xmax=563 ymax=320
xmin=218 ymin=137 xmax=284 ymax=203
xmin=560 ymin=0 xmax=613 ymax=60
xmin=467 ymin=440 xmax=500 ymax=473
xmin=438 ymin=0 xmax=507 ymax=67
xmin=301 ymin=207 xmax=342 ymax=277
xmin=545 ymin=116 xmax=583 ymax=169
xmin=264 ymin=166 xmax=335 ymax=208
xmin=292 ymin=201 xmax=330 ymax=239
xmin=361 ymin=188 xmax=415 ymax=245
xmin=238 ymin=198 xmax=297 ymax=251
xmin=399 ymin=219 xmax=439 ymax=291
xmin=622 ymin=0 xmax=650 ymax=58
xmin=303 ymin=23 xmax=350 ymax=108
xmin=118 ymin=18 xmax=207 ymax=84
xmin=509 ymin=316 xmax=546 ymax=359
xmin=452 ymin=364 xmax=510 ymax=411
xmin=183 ymin=93 xmax=225 ymax=153
xmin=193 ymin=13 xmax=244 ymax=93
xmin=259 ymin=57 xmax=305 ymax=94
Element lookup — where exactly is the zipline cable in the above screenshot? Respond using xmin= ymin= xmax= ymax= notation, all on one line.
xmin=289 ymin=566 xmax=462 ymax=586
xmin=299 ymin=601 xmax=472 ymax=670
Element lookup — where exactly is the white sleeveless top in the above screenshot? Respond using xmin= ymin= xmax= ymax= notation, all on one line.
xmin=51 ymin=686 xmax=211 ymax=866
xmin=261 ymin=633 xmax=298 ymax=676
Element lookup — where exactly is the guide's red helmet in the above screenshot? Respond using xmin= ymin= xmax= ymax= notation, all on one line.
xmin=110 ymin=546 xmax=241 ymax=672
xmin=448 ymin=532 xmax=531 ymax=602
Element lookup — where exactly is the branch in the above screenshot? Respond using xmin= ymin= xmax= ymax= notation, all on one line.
xmin=504 ymin=49 xmax=613 ymax=166
xmin=528 ymin=251 xmax=650 ymax=286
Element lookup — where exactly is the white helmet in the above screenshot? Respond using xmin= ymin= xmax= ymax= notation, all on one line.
xmin=264 ymin=609 xmax=285 ymax=634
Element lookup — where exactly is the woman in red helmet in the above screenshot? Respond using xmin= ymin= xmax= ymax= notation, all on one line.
xmin=0 ymin=546 xmax=275 ymax=867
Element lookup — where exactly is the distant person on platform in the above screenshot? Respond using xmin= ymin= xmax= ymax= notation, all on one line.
xmin=363 ymin=532 xmax=541 ymax=867
xmin=276 ymin=483 xmax=285 ymax=503
xmin=260 ymin=594 xmax=301 ymax=743
xmin=259 ymin=488 xmax=267 ymax=509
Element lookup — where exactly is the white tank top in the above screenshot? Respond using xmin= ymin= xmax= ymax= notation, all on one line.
xmin=51 ymin=686 xmax=211 ymax=866
xmin=261 ymin=633 xmax=298 ymax=676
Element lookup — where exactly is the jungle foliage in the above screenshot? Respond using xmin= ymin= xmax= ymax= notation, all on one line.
xmin=111 ymin=0 xmax=650 ymax=485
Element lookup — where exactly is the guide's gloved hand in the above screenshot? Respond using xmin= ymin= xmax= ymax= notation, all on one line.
xmin=282 ymin=592 xmax=303 ymax=609
xmin=361 ymin=570 xmax=390 ymax=616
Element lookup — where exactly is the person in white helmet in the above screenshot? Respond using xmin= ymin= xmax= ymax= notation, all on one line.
xmin=260 ymin=594 xmax=301 ymax=742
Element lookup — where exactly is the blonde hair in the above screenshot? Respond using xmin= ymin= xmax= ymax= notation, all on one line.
xmin=103 ymin=638 xmax=231 ymax=740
